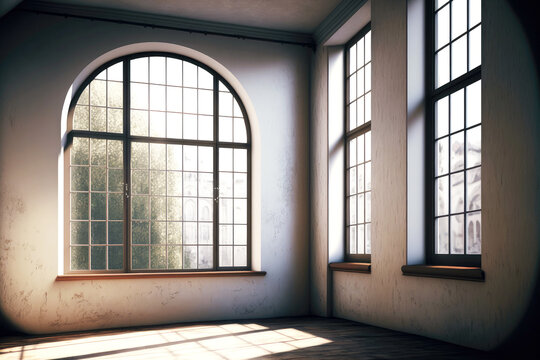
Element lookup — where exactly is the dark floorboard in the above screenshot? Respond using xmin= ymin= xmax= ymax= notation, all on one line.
xmin=0 ymin=316 xmax=503 ymax=359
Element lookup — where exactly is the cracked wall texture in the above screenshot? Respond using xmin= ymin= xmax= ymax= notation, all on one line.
xmin=310 ymin=0 xmax=540 ymax=351
xmin=0 ymin=10 xmax=310 ymax=334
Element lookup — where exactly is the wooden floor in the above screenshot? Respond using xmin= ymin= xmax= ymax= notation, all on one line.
xmin=0 ymin=316 xmax=493 ymax=359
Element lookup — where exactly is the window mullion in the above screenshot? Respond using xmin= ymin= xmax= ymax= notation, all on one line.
xmin=123 ymin=59 xmax=132 ymax=272
xmin=213 ymin=76 xmax=219 ymax=270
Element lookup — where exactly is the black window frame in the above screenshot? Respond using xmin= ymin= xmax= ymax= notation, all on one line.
xmin=64 ymin=51 xmax=252 ymax=273
xmin=426 ymin=0 xmax=481 ymax=267
xmin=345 ymin=23 xmax=372 ymax=263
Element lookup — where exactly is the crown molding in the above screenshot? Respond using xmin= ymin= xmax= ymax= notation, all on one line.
xmin=18 ymin=0 xmax=315 ymax=47
xmin=314 ymin=0 xmax=368 ymax=45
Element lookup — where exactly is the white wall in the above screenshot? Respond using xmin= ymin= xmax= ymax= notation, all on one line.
xmin=0 ymin=10 xmax=310 ymax=334
xmin=311 ymin=0 xmax=540 ymax=351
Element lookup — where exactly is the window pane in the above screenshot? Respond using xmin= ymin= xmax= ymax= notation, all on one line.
xmin=349 ymin=226 xmax=357 ymax=254
xmin=131 ymin=110 xmax=149 ymax=136
xmin=150 ymin=57 xmax=166 ymax=85
xmin=357 ymin=164 xmax=364 ymax=193
xmin=469 ymin=0 xmax=481 ymax=28
xmin=450 ymin=132 xmax=464 ymax=172
xmin=234 ymin=225 xmax=247 ymax=245
xmin=466 ymin=167 xmax=481 ymax=211
xmin=71 ymin=193 xmax=89 ymax=220
xmin=73 ymin=105 xmax=89 ymax=130
xmin=167 ymin=86 xmax=182 ymax=112
xmin=451 ymin=36 xmax=467 ymax=80
xmin=466 ymin=211 xmax=481 ymax=254
xmin=435 ymin=176 xmax=449 ymax=216
xmin=450 ymin=214 xmax=464 ymax=254
xmin=108 ymin=62 xmax=123 ymax=82
xmin=365 ymin=31 xmax=371 ymax=63
xmin=451 ymin=0 xmax=467 ymax=40
xmin=466 ymin=126 xmax=481 ymax=167
xmin=108 ymin=222 xmax=123 ymax=244
xmin=233 ymin=117 xmax=247 ymax=143
xmin=91 ymin=246 xmax=106 ymax=270
xmin=108 ymin=108 xmax=123 ymax=133
xmin=149 ymin=111 xmax=166 ymax=138
xmin=183 ymin=88 xmax=197 ymax=114
xmin=357 ymin=38 xmax=364 ymax=68
xmin=349 ymin=44 xmax=356 ymax=75
xmin=435 ymin=96 xmax=449 ymax=138
xmin=183 ymin=246 xmax=197 ymax=269
xmin=234 ymin=149 xmax=247 ymax=172
xmin=220 ymin=246 xmax=233 ymax=267
xmin=469 ymin=25 xmax=481 ymax=70
xmin=436 ymin=4 xmax=450 ymax=50
xmin=357 ymin=224 xmax=365 ymax=254
xmin=183 ymin=62 xmax=198 ymax=88
xmin=131 ymin=57 xmax=148 ymax=83
xmin=108 ymin=246 xmax=123 ymax=269
xmin=71 ymin=246 xmax=89 ymax=270
xmin=71 ymin=222 xmax=89 ymax=245
xmin=435 ymin=217 xmax=449 ymax=254
xmin=466 ymin=80 xmax=481 ymax=127
xmin=233 ymin=246 xmax=247 ymax=267
xmin=131 ymin=83 xmax=148 ymax=110
xmin=198 ymin=68 xmax=213 ymax=90
xmin=107 ymin=81 xmax=123 ymax=108
xmin=168 ymin=245 xmax=182 ymax=268
xmin=365 ymin=223 xmax=371 ymax=254
xmin=167 ymin=58 xmax=182 ymax=86
xmin=90 ymin=80 xmax=106 ymax=107
xmin=151 ymin=246 xmax=167 ymax=269
xmin=450 ymin=172 xmax=464 ymax=214
xmin=349 ymin=167 xmax=357 ymax=195
xmin=349 ymin=138 xmax=356 ymax=167
xmin=436 ymin=47 xmax=450 ymax=88
xmin=435 ymin=137 xmax=449 ymax=176
xmin=71 ymin=166 xmax=89 ymax=192
xmin=198 ymin=90 xmax=213 ymax=116
xmin=132 ymin=246 xmax=149 ymax=269
xmin=90 ymin=106 xmax=106 ymax=132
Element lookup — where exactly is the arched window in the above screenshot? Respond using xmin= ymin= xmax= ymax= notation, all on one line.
xmin=65 ymin=52 xmax=251 ymax=273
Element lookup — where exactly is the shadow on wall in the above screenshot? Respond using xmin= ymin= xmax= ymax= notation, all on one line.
xmin=494 ymin=1 xmax=540 ymax=358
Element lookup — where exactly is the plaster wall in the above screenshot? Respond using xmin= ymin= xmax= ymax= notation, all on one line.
xmin=311 ymin=0 xmax=540 ymax=351
xmin=309 ymin=45 xmax=328 ymax=317
xmin=0 ymin=10 xmax=310 ymax=334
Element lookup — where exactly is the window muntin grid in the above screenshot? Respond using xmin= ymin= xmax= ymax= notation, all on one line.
xmin=346 ymin=27 xmax=372 ymax=259
xmin=434 ymin=0 xmax=481 ymax=88
xmin=67 ymin=53 xmax=250 ymax=272
xmin=431 ymin=1 xmax=481 ymax=261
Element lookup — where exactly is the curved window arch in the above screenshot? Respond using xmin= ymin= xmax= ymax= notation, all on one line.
xmin=65 ymin=52 xmax=251 ymax=273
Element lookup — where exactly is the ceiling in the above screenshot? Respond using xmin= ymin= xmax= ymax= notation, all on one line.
xmin=13 ymin=0 xmax=343 ymax=34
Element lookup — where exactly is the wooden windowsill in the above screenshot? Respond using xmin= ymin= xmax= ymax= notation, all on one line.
xmin=57 ymin=270 xmax=266 ymax=281
xmin=401 ymin=265 xmax=484 ymax=282
xmin=329 ymin=262 xmax=371 ymax=273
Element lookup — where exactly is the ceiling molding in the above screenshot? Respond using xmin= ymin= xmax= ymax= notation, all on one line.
xmin=314 ymin=0 xmax=368 ymax=45
xmin=18 ymin=0 xmax=315 ymax=47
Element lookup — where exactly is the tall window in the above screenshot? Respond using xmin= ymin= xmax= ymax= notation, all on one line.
xmin=429 ymin=0 xmax=481 ymax=266
xmin=346 ymin=25 xmax=372 ymax=262
xmin=66 ymin=53 xmax=251 ymax=273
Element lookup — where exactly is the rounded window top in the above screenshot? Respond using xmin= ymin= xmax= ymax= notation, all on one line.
xmin=70 ymin=52 xmax=250 ymax=144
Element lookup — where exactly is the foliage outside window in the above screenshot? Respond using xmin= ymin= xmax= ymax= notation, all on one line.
xmin=66 ymin=53 xmax=251 ymax=272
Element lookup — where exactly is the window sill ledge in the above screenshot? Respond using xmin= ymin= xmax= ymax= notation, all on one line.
xmin=57 ymin=270 xmax=266 ymax=281
xmin=329 ymin=262 xmax=371 ymax=273
xmin=401 ymin=265 xmax=484 ymax=282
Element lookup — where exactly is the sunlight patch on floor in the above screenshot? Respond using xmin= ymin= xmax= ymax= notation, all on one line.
xmin=0 ymin=323 xmax=332 ymax=359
